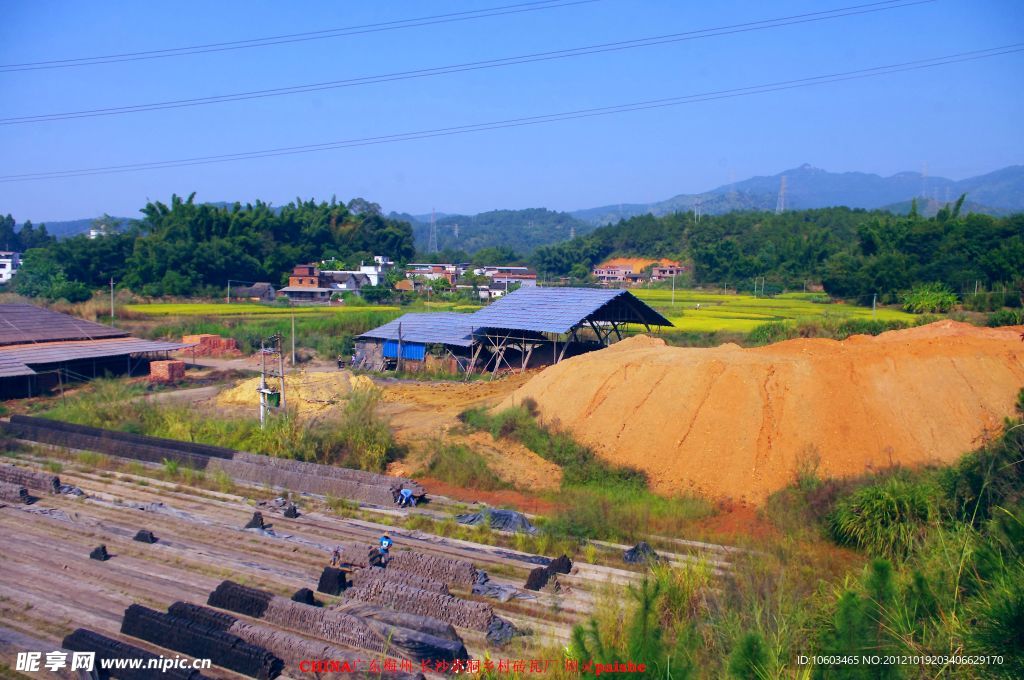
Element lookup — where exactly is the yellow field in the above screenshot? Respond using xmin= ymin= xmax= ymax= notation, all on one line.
xmin=632 ymin=290 xmax=915 ymax=333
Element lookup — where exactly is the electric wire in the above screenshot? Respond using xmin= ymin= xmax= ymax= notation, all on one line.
xmin=0 ymin=0 xmax=599 ymax=73
xmin=2 ymin=44 xmax=1019 ymax=183
xmin=1 ymin=0 xmax=934 ymax=125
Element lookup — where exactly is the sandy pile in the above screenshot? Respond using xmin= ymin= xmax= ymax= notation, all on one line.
xmin=500 ymin=321 xmax=1024 ymax=503
xmin=218 ymin=371 xmax=375 ymax=415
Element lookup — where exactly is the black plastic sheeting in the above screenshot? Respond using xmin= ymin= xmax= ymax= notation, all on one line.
xmin=291 ymin=588 xmax=319 ymax=606
xmin=64 ymin=628 xmax=210 ymax=680
xmin=455 ymin=509 xmax=537 ymax=534
xmin=121 ymin=604 xmax=283 ymax=680
xmin=133 ymin=529 xmax=158 ymax=544
xmin=316 ymin=567 xmax=347 ymax=595
xmin=623 ymin=541 xmax=664 ymax=564
xmin=89 ymin=544 xmax=110 ymax=561
xmin=207 ymin=581 xmax=273 ymax=619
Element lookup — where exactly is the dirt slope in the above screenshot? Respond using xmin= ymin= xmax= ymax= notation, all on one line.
xmin=500 ymin=322 xmax=1024 ymax=503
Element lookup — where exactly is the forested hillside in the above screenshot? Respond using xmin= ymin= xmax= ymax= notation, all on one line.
xmin=535 ymin=199 xmax=1024 ymax=303
xmin=393 ymin=207 xmax=593 ymax=255
xmin=4 ymin=194 xmax=414 ymax=300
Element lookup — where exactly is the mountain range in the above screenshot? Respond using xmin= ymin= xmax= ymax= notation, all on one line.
xmin=15 ymin=164 xmax=1023 ymax=252
xmin=569 ymin=164 xmax=1024 ymax=225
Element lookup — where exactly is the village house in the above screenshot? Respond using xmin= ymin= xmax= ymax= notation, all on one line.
xmin=230 ymin=282 xmax=275 ymax=302
xmin=0 ymin=251 xmax=20 ymax=284
xmin=592 ymin=257 xmax=685 ymax=285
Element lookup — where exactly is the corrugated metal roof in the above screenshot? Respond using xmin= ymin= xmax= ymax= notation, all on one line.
xmin=0 ymin=355 xmax=35 ymax=377
xmin=358 ymin=312 xmax=476 ymax=348
xmin=466 ymin=287 xmax=672 ymax=334
xmin=0 ymin=337 xmax=193 ymax=377
xmin=0 ymin=304 xmax=128 ymax=346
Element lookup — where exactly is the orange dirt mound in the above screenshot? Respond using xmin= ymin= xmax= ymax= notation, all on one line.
xmin=500 ymin=321 xmax=1024 ymax=504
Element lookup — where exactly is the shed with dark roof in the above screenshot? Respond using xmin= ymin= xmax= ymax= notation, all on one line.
xmin=0 ymin=304 xmax=193 ymax=399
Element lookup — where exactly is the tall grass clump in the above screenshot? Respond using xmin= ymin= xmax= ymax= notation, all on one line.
xmin=41 ymin=378 xmax=401 ymax=473
xmin=461 ymin=405 xmax=711 ymax=541
xmin=424 ymin=442 xmax=508 ymax=490
xmin=828 ymin=474 xmax=936 ymax=560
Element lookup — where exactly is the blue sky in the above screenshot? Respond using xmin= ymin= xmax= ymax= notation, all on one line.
xmin=1 ymin=0 xmax=1021 ymax=222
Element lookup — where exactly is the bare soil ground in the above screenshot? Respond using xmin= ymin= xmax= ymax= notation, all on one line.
xmin=378 ymin=375 xmax=563 ymax=491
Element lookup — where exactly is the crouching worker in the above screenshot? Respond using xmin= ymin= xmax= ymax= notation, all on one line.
xmin=397 ymin=488 xmax=417 ymax=508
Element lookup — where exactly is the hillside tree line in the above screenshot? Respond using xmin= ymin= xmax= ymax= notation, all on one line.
xmin=533 ymin=198 xmax=1024 ymax=304
xmin=2 ymin=194 xmax=415 ymax=300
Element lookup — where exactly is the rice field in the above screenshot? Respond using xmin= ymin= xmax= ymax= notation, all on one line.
xmin=123 ymin=302 xmax=401 ymax=316
xmin=632 ymin=289 xmax=915 ymax=333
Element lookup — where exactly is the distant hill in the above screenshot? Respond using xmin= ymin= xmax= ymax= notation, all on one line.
xmin=390 ymin=207 xmax=594 ymax=255
xmin=570 ymin=164 xmax=1023 ymax=224
xmin=14 ymin=216 xmax=134 ymax=239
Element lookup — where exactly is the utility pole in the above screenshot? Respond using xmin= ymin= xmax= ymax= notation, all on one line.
xmin=291 ymin=313 xmax=296 ymax=366
xmin=671 ymin=271 xmax=676 ymax=306
xmin=258 ymin=339 xmax=267 ymax=429
xmin=226 ymin=281 xmax=230 ymax=304
xmin=109 ymin=278 xmax=115 ymax=325
xmin=276 ymin=334 xmax=286 ymax=413
xmin=872 ymin=293 xmax=877 ymax=319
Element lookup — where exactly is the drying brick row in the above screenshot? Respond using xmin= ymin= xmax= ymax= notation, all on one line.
xmin=63 ymin=628 xmax=209 ymax=680
xmin=346 ymin=581 xmax=495 ymax=632
xmin=121 ymin=604 xmax=283 ymax=680
xmin=0 ymin=481 xmax=30 ymax=504
xmin=3 ymin=416 xmax=419 ymax=505
xmin=0 ymin=463 xmax=59 ymax=493
xmin=334 ymin=543 xmax=477 ymax=588
xmin=208 ymin=581 xmax=466 ymax=663
xmin=349 ymin=566 xmax=449 ymax=595
xmin=168 ymin=603 xmax=424 ymax=680
xmin=234 ymin=451 xmax=423 ymax=495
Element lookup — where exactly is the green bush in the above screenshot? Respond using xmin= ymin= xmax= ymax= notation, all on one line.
xmin=828 ymin=475 xmax=936 ymax=559
xmin=748 ymin=321 xmax=796 ymax=345
xmin=424 ymin=443 xmax=507 ymax=490
xmin=901 ymin=282 xmax=958 ymax=314
xmin=987 ymin=309 xmax=1023 ymax=327
xmin=939 ymin=417 xmax=1024 ymax=524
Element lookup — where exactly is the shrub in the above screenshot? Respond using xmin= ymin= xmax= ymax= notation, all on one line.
xmin=940 ymin=419 xmax=1024 ymax=524
xmin=901 ymin=283 xmax=958 ymax=313
xmin=161 ymin=458 xmax=180 ymax=478
xmin=424 ymin=443 xmax=507 ymax=490
xmin=987 ymin=309 xmax=1023 ymax=327
xmin=748 ymin=321 xmax=796 ymax=345
xmin=335 ymin=388 xmax=397 ymax=472
xmin=828 ymin=475 xmax=936 ymax=559
xmin=728 ymin=632 xmax=769 ymax=679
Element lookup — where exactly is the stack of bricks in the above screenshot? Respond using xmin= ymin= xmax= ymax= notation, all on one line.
xmin=149 ymin=360 xmax=186 ymax=383
xmin=182 ymin=334 xmax=242 ymax=357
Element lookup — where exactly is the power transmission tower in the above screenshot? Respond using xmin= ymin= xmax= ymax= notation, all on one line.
xmin=920 ymin=161 xmax=928 ymax=198
xmin=452 ymin=223 xmax=459 ymax=241
xmin=775 ymin=175 xmax=787 ymax=214
xmin=428 ymin=209 xmax=438 ymax=253
xmin=569 ymin=224 xmax=575 ymax=239
xmin=693 ymin=196 xmax=702 ymax=222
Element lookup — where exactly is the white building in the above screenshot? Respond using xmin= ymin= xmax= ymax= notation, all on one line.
xmin=0 ymin=251 xmax=20 ymax=284
xmin=358 ymin=255 xmax=395 ymax=286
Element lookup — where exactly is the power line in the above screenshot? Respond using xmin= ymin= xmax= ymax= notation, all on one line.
xmin=0 ymin=0 xmax=598 ymax=73
xmin=2 ymin=0 xmax=934 ymax=125
xmin=2 ymin=44 xmax=1020 ymax=183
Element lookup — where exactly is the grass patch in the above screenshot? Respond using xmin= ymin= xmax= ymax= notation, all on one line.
xmin=461 ymin=404 xmax=712 ymax=542
xmin=42 ymin=377 xmax=402 ymax=472
xmin=424 ymin=442 xmax=509 ymax=491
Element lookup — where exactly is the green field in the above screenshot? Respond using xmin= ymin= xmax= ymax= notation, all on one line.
xmin=632 ymin=290 xmax=915 ymax=333
xmin=124 ymin=302 xmax=401 ymax=317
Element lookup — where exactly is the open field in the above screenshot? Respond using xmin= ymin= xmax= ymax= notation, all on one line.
xmin=632 ymin=289 xmax=916 ymax=333
xmin=124 ymin=302 xmax=402 ymax=317
xmin=124 ymin=301 xmax=481 ymax=317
